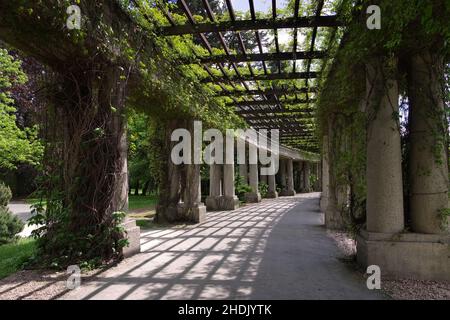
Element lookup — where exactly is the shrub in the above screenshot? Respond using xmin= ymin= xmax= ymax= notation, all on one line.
xmin=235 ymin=174 xmax=252 ymax=202
xmin=0 ymin=206 xmax=24 ymax=245
xmin=259 ymin=182 xmax=268 ymax=198
xmin=0 ymin=182 xmax=12 ymax=207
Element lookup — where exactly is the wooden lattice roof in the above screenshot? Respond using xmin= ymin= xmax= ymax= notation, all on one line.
xmin=135 ymin=0 xmax=344 ymax=153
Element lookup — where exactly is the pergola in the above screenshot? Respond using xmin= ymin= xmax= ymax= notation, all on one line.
xmin=135 ymin=0 xmax=343 ymax=153
xmin=0 ymin=0 xmax=448 ymax=283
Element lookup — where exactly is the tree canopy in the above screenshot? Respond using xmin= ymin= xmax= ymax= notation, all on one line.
xmin=0 ymin=49 xmax=43 ymax=171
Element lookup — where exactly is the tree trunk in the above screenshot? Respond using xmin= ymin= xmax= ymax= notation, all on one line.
xmin=141 ymin=180 xmax=150 ymax=197
xmin=134 ymin=180 xmax=140 ymax=196
xmin=42 ymin=62 xmax=129 ymax=265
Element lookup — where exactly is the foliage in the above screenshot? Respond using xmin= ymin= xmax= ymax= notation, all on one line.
xmin=438 ymin=208 xmax=450 ymax=231
xmin=0 ymin=207 xmax=24 ymax=245
xmin=309 ymin=173 xmax=318 ymax=190
xmin=0 ymin=49 xmax=43 ymax=170
xmin=128 ymin=109 xmax=159 ymax=192
xmin=259 ymin=182 xmax=269 ymax=198
xmin=0 ymin=181 xmax=12 ymax=207
xmin=0 ymin=238 xmax=36 ymax=280
xmin=235 ymin=173 xmax=252 ymax=202
xmin=28 ymin=200 xmax=128 ymax=269
xmin=315 ymin=0 xmax=450 ymax=232
xmin=0 ymin=181 xmax=24 ymax=245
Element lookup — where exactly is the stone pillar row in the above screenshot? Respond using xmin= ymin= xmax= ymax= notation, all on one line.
xmin=169 ymin=130 xmax=320 ymax=218
xmin=279 ymin=159 xmax=296 ymax=196
xmin=206 ymin=162 xmax=239 ymax=211
xmin=354 ymin=53 xmax=450 ymax=281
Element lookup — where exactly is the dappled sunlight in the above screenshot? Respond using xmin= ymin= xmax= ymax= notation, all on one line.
xmin=62 ymin=196 xmax=305 ymax=300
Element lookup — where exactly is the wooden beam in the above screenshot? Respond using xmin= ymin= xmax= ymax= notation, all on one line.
xmin=217 ymin=87 xmax=317 ymax=97
xmin=160 ymin=15 xmax=342 ymax=36
xmin=194 ymin=51 xmax=326 ymax=64
xmin=202 ymin=71 xmax=318 ymax=82
xmin=243 ymin=114 xmax=315 ymax=120
xmin=237 ymin=108 xmax=315 ymax=115
xmin=229 ymin=98 xmax=316 ymax=107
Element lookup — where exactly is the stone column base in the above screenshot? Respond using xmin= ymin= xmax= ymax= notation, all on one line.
xmin=266 ymin=191 xmax=278 ymax=198
xmin=245 ymin=192 xmax=262 ymax=203
xmin=279 ymin=189 xmax=296 ymax=196
xmin=177 ymin=203 xmax=207 ymax=223
xmin=206 ymin=195 xmax=239 ymax=211
xmin=356 ymin=230 xmax=450 ymax=281
xmin=205 ymin=196 xmax=221 ymax=211
xmin=325 ymin=208 xmax=345 ymax=230
xmin=121 ymin=218 xmax=141 ymax=258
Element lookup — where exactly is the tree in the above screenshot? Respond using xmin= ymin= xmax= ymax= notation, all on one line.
xmin=128 ymin=110 xmax=159 ymax=196
xmin=0 ymin=49 xmax=43 ymax=171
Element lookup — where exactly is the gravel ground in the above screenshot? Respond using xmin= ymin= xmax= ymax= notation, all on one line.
xmin=327 ymin=230 xmax=450 ymax=300
xmin=0 ymin=270 xmax=69 ymax=300
xmin=0 ymin=269 xmax=103 ymax=300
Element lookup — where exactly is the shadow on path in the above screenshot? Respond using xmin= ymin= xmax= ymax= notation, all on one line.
xmin=249 ymin=194 xmax=385 ymax=299
xmin=61 ymin=193 xmax=385 ymax=300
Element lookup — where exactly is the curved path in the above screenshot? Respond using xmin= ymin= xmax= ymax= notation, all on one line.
xmin=62 ymin=193 xmax=386 ymax=300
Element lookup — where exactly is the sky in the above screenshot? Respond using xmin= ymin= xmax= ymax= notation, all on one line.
xmin=207 ymin=1 xmax=325 ymax=51
xmin=230 ymin=0 xmax=290 ymax=13
xmin=225 ymin=0 xmax=292 ymax=46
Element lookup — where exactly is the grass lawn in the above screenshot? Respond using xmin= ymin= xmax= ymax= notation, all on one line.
xmin=26 ymin=197 xmax=45 ymax=206
xmin=27 ymin=195 xmax=157 ymax=211
xmin=128 ymin=195 xmax=157 ymax=211
xmin=0 ymin=238 xmax=36 ymax=280
xmin=26 ymin=195 xmax=158 ymax=230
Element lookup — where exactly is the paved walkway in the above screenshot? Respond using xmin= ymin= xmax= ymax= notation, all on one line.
xmin=8 ymin=201 xmax=37 ymax=238
xmin=62 ymin=193 xmax=385 ymax=300
xmin=8 ymin=201 xmax=33 ymax=222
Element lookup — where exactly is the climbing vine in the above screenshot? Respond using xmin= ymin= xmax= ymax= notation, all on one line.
xmin=316 ymin=0 xmax=450 ymax=232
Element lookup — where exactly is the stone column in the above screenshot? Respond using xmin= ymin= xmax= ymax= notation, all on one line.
xmin=320 ymin=135 xmax=330 ymax=212
xmin=205 ymin=163 xmax=222 ymax=211
xmin=318 ymin=161 xmax=323 ymax=191
xmin=408 ymin=49 xmax=449 ymax=234
xmin=303 ymin=162 xmax=311 ymax=192
xmin=286 ymin=159 xmax=296 ymax=196
xmin=179 ymin=163 xmax=206 ymax=223
xmin=325 ymin=117 xmax=344 ymax=229
xmin=245 ymin=147 xmax=262 ymax=203
xmin=266 ymin=173 xmax=278 ymax=198
xmin=221 ymin=162 xmax=239 ymax=210
xmin=176 ymin=121 xmax=206 ymax=223
xmin=278 ymin=159 xmax=287 ymax=195
xmin=156 ymin=120 xmax=184 ymax=223
xmin=313 ymin=163 xmax=320 ymax=191
xmin=297 ymin=161 xmax=305 ymax=192
xmin=365 ymin=58 xmax=404 ymax=233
